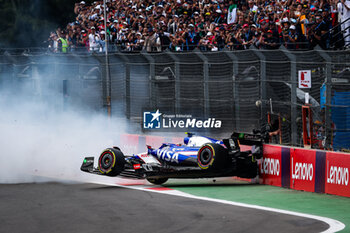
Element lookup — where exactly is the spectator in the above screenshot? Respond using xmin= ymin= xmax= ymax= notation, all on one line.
xmin=144 ymin=28 xmax=158 ymax=52
xmin=336 ymin=0 xmax=350 ymax=48
xmin=184 ymin=24 xmax=200 ymax=50
xmin=267 ymin=21 xmax=280 ymax=40
xmin=215 ymin=29 xmax=226 ymax=50
xmin=228 ymin=27 xmax=244 ymax=50
xmin=248 ymin=1 xmax=258 ymax=14
xmin=57 ymin=31 xmax=69 ymax=53
xmin=48 ymin=32 xmax=58 ymax=52
xmin=241 ymin=24 xmax=250 ymax=44
xmin=89 ymin=26 xmax=101 ymax=52
xmin=260 ymin=30 xmax=279 ymax=49
xmin=158 ymin=26 xmax=171 ymax=51
xmin=99 ymin=31 xmax=106 ymax=52
xmin=310 ymin=14 xmax=329 ymax=49
xmin=240 ymin=23 xmax=257 ymax=48
xmin=76 ymin=29 xmax=88 ymax=51
xmin=298 ymin=4 xmax=310 ymax=37
xmin=49 ymin=0 xmax=350 ymax=52
xmin=247 ymin=24 xmax=259 ymax=46
xmin=80 ymin=30 xmax=89 ymax=51
xmin=282 ymin=25 xmax=299 ymax=49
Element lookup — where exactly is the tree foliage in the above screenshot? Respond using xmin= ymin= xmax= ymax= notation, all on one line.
xmin=0 ymin=0 xmax=88 ymax=48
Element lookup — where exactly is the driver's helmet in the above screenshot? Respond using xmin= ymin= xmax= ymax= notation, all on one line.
xmin=184 ymin=137 xmax=190 ymax=145
xmin=186 ymin=136 xmax=212 ymax=147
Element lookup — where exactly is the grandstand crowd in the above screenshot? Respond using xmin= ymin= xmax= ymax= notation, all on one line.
xmin=48 ymin=0 xmax=350 ymax=52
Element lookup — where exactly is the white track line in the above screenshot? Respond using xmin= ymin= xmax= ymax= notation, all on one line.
xmin=91 ymin=180 xmax=345 ymax=233
xmin=30 ymin=173 xmax=345 ymax=233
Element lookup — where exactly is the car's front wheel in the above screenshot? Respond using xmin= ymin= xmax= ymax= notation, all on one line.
xmin=98 ymin=148 xmax=125 ymax=176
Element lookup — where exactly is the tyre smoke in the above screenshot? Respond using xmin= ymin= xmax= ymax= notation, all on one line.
xmin=0 ymin=66 xmax=131 ymax=184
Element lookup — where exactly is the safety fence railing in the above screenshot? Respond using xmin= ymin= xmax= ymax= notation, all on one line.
xmin=329 ymin=17 xmax=350 ymax=49
xmin=1 ymin=36 xmax=348 ymax=55
xmin=0 ymin=47 xmax=349 ymax=151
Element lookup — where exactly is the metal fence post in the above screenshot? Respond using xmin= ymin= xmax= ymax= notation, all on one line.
xmin=31 ymin=64 xmax=41 ymax=98
xmin=91 ymin=53 xmax=108 ymax=112
xmin=316 ymin=46 xmax=332 ymax=149
xmin=280 ymin=46 xmax=297 ymax=146
xmin=250 ymin=46 xmax=266 ymax=126
xmin=223 ymin=48 xmax=239 ymax=130
xmin=166 ymin=51 xmax=180 ymax=114
xmin=194 ymin=48 xmax=209 ymax=118
xmin=117 ymin=53 xmax=131 ymax=119
xmin=141 ymin=51 xmax=155 ymax=108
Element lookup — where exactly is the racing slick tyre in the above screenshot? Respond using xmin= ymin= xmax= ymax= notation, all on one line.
xmin=98 ymin=148 xmax=125 ymax=176
xmin=146 ymin=177 xmax=169 ymax=185
xmin=197 ymin=143 xmax=228 ymax=170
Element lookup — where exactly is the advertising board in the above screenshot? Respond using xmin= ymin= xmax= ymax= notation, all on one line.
xmin=325 ymin=152 xmax=350 ymax=197
xmin=290 ymin=148 xmax=316 ymax=192
xmin=259 ymin=145 xmax=282 ymax=187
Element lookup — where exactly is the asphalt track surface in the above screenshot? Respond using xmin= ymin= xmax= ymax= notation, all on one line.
xmin=0 ymin=182 xmax=329 ymax=233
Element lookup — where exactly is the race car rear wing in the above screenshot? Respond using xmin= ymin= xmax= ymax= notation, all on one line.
xmin=221 ymin=131 xmax=264 ymax=159
xmin=230 ymin=131 xmax=267 ymax=146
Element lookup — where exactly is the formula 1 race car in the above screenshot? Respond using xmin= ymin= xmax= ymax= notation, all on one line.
xmin=81 ymin=131 xmax=267 ymax=185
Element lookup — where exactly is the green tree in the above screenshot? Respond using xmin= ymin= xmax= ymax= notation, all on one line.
xmin=0 ymin=0 xmax=89 ymax=48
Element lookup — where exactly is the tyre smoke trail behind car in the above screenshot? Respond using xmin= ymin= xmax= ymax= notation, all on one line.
xmin=0 ymin=81 xmax=128 ymax=184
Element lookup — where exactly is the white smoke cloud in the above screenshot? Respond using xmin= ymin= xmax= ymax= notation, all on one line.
xmin=0 ymin=73 xmax=130 ymax=184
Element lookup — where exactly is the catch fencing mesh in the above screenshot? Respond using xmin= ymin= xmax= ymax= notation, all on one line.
xmin=1 ymin=47 xmax=350 ymax=151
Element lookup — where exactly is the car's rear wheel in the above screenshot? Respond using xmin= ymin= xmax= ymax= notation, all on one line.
xmin=197 ymin=143 xmax=228 ymax=170
xmin=146 ymin=177 xmax=168 ymax=185
xmin=98 ymin=148 xmax=125 ymax=176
